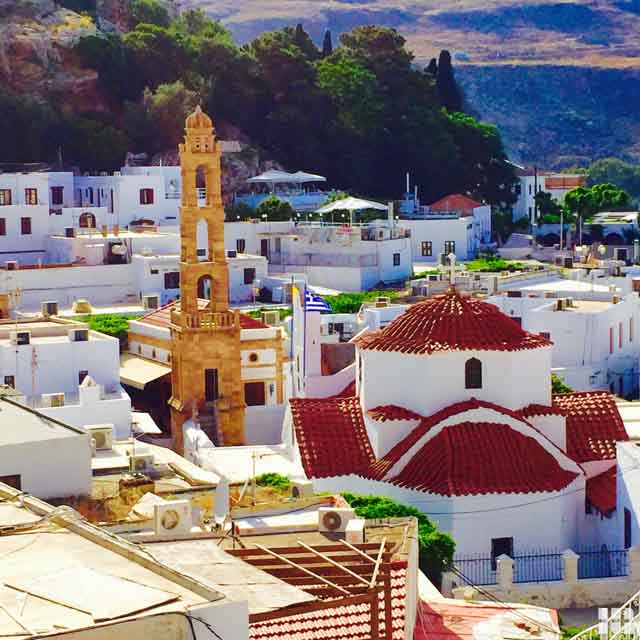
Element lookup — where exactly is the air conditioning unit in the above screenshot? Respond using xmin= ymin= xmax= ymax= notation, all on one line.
xmin=128 ymin=452 xmax=154 ymax=473
xmin=318 ymin=507 xmax=358 ymax=533
xmin=261 ymin=310 xmax=280 ymax=326
xmin=375 ymin=296 xmax=390 ymax=307
xmin=154 ymin=500 xmax=192 ymax=535
xmin=291 ymin=478 xmax=314 ymax=499
xmin=41 ymin=301 xmax=59 ymax=317
xmin=227 ymin=250 xmax=237 ymax=258
xmin=143 ymin=294 xmax=160 ymax=310
xmin=427 ymin=274 xmax=439 ymax=282
xmin=10 ymin=331 xmax=31 ymax=346
xmin=42 ymin=392 xmax=65 ymax=408
xmin=412 ymin=285 xmax=429 ymax=297
xmin=85 ymin=424 xmax=113 ymax=451
xmin=65 ymin=227 xmax=75 ymax=238
xmin=5 ymin=261 xmax=17 ymax=271
xmin=69 ymin=328 xmax=89 ymax=342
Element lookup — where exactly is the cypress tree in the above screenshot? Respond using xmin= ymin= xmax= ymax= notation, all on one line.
xmin=436 ymin=50 xmax=462 ymax=112
xmin=425 ymin=57 xmax=437 ymax=76
xmin=322 ymin=29 xmax=333 ymax=57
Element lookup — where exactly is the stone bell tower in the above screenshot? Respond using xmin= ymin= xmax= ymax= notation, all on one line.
xmin=169 ymin=106 xmax=245 ymax=452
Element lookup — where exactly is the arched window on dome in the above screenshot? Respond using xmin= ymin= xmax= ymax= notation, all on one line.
xmin=465 ymin=357 xmax=482 ymax=390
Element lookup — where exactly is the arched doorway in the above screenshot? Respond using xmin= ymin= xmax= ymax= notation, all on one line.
xmin=79 ymin=212 xmax=96 ymax=228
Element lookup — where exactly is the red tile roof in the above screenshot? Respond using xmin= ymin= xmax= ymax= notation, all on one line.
xmin=552 ymin=392 xmax=628 ymax=462
xmin=430 ymin=194 xmax=483 ymax=213
xmin=385 ymin=421 xmax=578 ymax=496
xmin=355 ymin=291 xmax=551 ymax=355
xmin=137 ymin=299 xmax=268 ymax=330
xmin=586 ymin=466 xmax=617 ymax=515
xmin=290 ymin=396 xmax=375 ymax=478
xmin=368 ymin=405 xmax=422 ymax=422
xmin=519 ymin=403 xmax=566 ymax=419
xmin=250 ymin=565 xmax=406 ymax=640
xmin=333 ymin=380 xmax=356 ymax=398
xmin=415 ymin=600 xmax=559 ymax=640
xmin=368 ymin=398 xmax=529 ymax=480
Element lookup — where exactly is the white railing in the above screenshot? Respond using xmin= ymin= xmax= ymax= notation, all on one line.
xmin=571 ymin=590 xmax=640 ymax=640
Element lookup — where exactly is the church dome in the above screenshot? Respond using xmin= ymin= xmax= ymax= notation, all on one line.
xmin=186 ymin=105 xmax=212 ymax=130
xmin=355 ymin=289 xmax=551 ymax=355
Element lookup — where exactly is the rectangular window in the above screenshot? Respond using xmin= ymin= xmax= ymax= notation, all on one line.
xmin=620 ymin=322 xmax=624 ymax=349
xmin=630 ymin=318 xmax=634 ymax=343
xmin=528 ymin=206 xmax=533 ymax=217
xmin=86 ymin=187 xmax=94 ymax=205
xmin=236 ymin=238 xmax=246 ymax=253
xmin=205 ymin=368 xmax=219 ymax=402
xmin=393 ymin=253 xmax=400 ymax=266
xmin=50 ymin=186 xmax=64 ymax=205
xmin=24 ymin=188 xmax=38 ymax=205
xmin=20 ymin=217 xmax=31 ymax=235
xmin=140 ymin=188 xmax=154 ymax=205
xmin=444 ymin=241 xmax=456 ymax=255
xmin=4 ymin=375 xmax=15 ymax=388
xmin=244 ymin=381 xmax=266 ymax=406
xmin=528 ymin=184 xmax=532 ymax=195
xmin=625 ymin=508 xmax=632 ymax=549
xmin=421 ymin=241 xmax=432 ymax=257
xmin=244 ymin=267 xmax=256 ymax=285
xmin=150 ymin=268 xmax=159 ymax=275
xmin=78 ymin=370 xmax=88 ymax=385
xmin=275 ymin=237 xmax=282 ymax=253
xmin=491 ymin=537 xmax=514 ymax=570
xmin=540 ymin=331 xmax=551 ymax=340
xmin=164 ymin=271 xmax=179 ymax=289
xmin=0 ymin=475 xmax=21 ymax=490
xmin=610 ymin=327 xmax=614 ymax=354
xmin=0 ymin=189 xmax=12 ymax=206
xmin=0 ymin=218 xmax=6 ymax=236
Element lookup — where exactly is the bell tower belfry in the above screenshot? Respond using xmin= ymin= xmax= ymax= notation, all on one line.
xmin=169 ymin=106 xmax=245 ymax=451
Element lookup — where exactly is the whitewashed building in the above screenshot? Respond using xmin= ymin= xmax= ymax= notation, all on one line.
xmin=512 ymin=170 xmax=585 ymax=223
xmin=0 ymin=391 xmax=92 ymax=498
xmin=401 ymin=194 xmax=492 ymax=263
xmin=489 ymin=289 xmax=640 ymax=397
xmin=0 ymin=317 xmax=132 ymax=438
xmin=284 ymin=289 xmax=630 ymax=556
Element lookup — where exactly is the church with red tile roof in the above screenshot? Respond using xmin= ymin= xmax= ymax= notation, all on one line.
xmin=285 ymin=289 xmax=629 ymax=556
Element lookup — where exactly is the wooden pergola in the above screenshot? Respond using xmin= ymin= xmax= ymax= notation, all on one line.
xmin=227 ymin=539 xmax=399 ymax=640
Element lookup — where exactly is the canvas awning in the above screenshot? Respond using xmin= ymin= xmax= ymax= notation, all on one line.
xmin=120 ymin=353 xmax=171 ymax=390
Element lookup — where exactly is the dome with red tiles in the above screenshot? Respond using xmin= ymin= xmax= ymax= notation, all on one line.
xmin=355 ymin=289 xmax=551 ymax=355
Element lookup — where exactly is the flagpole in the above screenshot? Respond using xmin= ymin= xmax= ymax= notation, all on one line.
xmin=302 ymin=281 xmax=307 ymax=384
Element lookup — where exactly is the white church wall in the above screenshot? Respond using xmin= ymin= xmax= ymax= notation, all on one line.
xmin=305 ymin=362 xmax=356 ymax=399
xmin=313 ymin=474 xmax=584 ymax=556
xmin=616 ymin=442 xmax=640 ymax=550
xmin=363 ymin=415 xmax=420 ymax=459
xmin=359 ymin=346 xmax=552 ymax=416
xmin=525 ymin=414 xmax=566 ymax=451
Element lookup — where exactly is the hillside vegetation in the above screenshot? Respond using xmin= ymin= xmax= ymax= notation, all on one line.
xmin=0 ymin=1 xmax=516 ymax=206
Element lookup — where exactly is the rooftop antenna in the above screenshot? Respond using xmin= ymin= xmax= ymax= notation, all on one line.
xmin=405 ymin=171 xmax=410 ymax=194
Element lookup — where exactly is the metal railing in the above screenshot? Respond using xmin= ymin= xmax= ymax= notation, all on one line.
xmin=455 ymin=547 xmax=629 ymax=587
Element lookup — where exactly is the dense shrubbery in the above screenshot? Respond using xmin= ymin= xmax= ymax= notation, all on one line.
xmin=323 ymin=290 xmax=399 ymax=314
xmin=342 ymin=493 xmax=455 ymax=582
xmin=464 ymin=258 xmax=525 ymax=272
xmin=551 ymin=373 xmax=573 ymax=394
xmin=76 ymin=314 xmax=139 ymax=342
xmin=4 ymin=2 xmax=516 ymax=204
xmin=255 ymin=472 xmax=291 ymax=491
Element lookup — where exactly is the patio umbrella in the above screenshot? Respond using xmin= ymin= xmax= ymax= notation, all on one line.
xmin=316 ymin=196 xmax=387 ymax=225
xmin=247 ymin=170 xmax=295 ymax=184
xmin=290 ymin=171 xmax=327 ymax=183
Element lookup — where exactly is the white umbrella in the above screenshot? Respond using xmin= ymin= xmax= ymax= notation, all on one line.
xmin=316 ymin=196 xmax=387 ymax=224
xmin=247 ymin=170 xmax=295 ymax=184
xmin=290 ymin=171 xmax=326 ymax=184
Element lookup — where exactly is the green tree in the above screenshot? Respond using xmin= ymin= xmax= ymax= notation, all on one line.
xmin=436 ymin=49 xmax=462 ymax=112
xmin=316 ymin=52 xmax=382 ymax=134
xmin=130 ymin=0 xmax=171 ymax=27
xmin=425 ymin=57 xmax=437 ymax=76
xmin=535 ymin=191 xmax=565 ymax=223
xmin=256 ymin=196 xmax=295 ymax=221
xmin=342 ymin=493 xmax=455 ymax=583
xmin=587 ymin=158 xmax=640 ymax=202
xmin=564 ymin=183 xmax=631 ymax=236
xmin=123 ymin=24 xmax=190 ymax=91
xmin=552 ymin=374 xmax=573 ymax=394
xmin=322 ymin=29 xmax=333 ymax=57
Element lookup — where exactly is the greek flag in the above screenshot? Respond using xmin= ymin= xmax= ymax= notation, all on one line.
xmin=305 ymin=289 xmax=331 ymax=313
